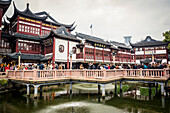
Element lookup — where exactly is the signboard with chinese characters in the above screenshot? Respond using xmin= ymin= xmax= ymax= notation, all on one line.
xmin=145 ymin=51 xmax=156 ymax=55
xmin=43 ymin=38 xmax=53 ymax=46
xmin=94 ymin=43 xmax=105 ymax=48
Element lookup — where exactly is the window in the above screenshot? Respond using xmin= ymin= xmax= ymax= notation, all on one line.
xmin=72 ymin=47 xmax=76 ymax=54
xmin=59 ymin=45 xmax=64 ymax=53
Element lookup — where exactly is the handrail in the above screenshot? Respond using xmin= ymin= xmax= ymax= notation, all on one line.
xmin=6 ymin=68 xmax=170 ymax=81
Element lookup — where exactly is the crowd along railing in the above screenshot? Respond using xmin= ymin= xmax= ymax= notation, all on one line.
xmin=6 ymin=68 xmax=170 ymax=80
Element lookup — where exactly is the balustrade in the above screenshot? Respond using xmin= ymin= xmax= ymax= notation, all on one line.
xmin=6 ymin=68 xmax=170 ymax=81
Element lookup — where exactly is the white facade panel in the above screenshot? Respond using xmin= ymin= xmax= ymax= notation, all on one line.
xmin=155 ymin=50 xmax=166 ymax=54
xmin=55 ymin=38 xmax=68 ymax=62
xmin=135 ymin=51 xmax=144 ymax=55
xmin=69 ymin=41 xmax=79 ymax=61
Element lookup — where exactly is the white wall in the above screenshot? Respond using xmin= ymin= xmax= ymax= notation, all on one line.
xmin=55 ymin=38 xmax=68 ymax=62
xmin=69 ymin=41 xmax=79 ymax=61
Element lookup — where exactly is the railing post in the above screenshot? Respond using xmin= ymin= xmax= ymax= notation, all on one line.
xmin=54 ymin=70 xmax=56 ymax=79
xmin=14 ymin=70 xmax=16 ymax=78
xmin=33 ymin=70 xmax=37 ymax=80
xmin=84 ymin=69 xmax=87 ymax=78
xmin=140 ymin=68 xmax=143 ymax=77
xmin=103 ymin=69 xmax=106 ymax=79
xmin=22 ymin=70 xmax=24 ymax=79
xmin=163 ymin=68 xmax=166 ymax=78
xmin=6 ymin=70 xmax=8 ymax=78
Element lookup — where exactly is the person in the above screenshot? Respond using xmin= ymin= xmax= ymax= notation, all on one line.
xmin=79 ymin=64 xmax=84 ymax=69
xmin=158 ymin=63 xmax=163 ymax=69
xmin=88 ymin=63 xmax=92 ymax=69
xmin=104 ymin=64 xmax=109 ymax=69
xmin=163 ymin=63 xmax=167 ymax=68
xmin=143 ymin=64 xmax=147 ymax=69
xmin=5 ymin=64 xmax=10 ymax=71
xmin=92 ymin=63 xmax=96 ymax=69
xmin=97 ymin=63 xmax=101 ymax=70
xmin=133 ymin=64 xmax=137 ymax=69
xmin=55 ymin=64 xmax=58 ymax=70
xmin=39 ymin=63 xmax=44 ymax=70
xmin=140 ymin=63 xmax=144 ymax=69
xmin=58 ymin=65 xmax=62 ymax=70
xmin=110 ymin=64 xmax=115 ymax=69
xmin=127 ymin=64 xmax=131 ymax=69
xmin=108 ymin=64 xmax=110 ymax=69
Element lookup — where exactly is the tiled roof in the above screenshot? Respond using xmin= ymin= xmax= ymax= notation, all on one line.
xmin=130 ymin=36 xmax=168 ymax=47
xmin=7 ymin=53 xmax=44 ymax=60
xmin=76 ymin=32 xmax=111 ymax=46
xmin=110 ymin=41 xmax=131 ymax=50
xmin=12 ymin=33 xmax=41 ymax=41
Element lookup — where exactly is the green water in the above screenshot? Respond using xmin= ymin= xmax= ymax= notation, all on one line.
xmin=0 ymin=84 xmax=169 ymax=113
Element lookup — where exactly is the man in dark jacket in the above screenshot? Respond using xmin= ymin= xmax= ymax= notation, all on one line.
xmin=97 ymin=64 xmax=101 ymax=69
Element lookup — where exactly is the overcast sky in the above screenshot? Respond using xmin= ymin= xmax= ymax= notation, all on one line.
xmin=4 ymin=0 xmax=170 ymax=43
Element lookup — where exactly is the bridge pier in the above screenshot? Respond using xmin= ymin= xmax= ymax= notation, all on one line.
xmin=155 ymin=83 xmax=158 ymax=94
xmin=120 ymin=81 xmax=122 ymax=94
xmin=40 ymin=86 xmax=43 ymax=97
xmin=34 ymin=85 xmax=40 ymax=98
xmin=26 ymin=84 xmax=30 ymax=96
xmin=115 ymin=81 xmax=117 ymax=95
xmin=70 ymin=82 xmax=72 ymax=94
xmin=159 ymin=83 xmax=164 ymax=96
xmin=148 ymin=83 xmax=151 ymax=100
xmin=98 ymin=84 xmax=100 ymax=94
xmin=100 ymin=84 xmax=106 ymax=97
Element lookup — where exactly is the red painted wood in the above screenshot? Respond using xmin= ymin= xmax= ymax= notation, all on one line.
xmin=52 ymin=37 xmax=55 ymax=68
xmin=134 ymin=48 xmax=136 ymax=63
xmin=102 ymin=48 xmax=104 ymax=63
xmin=166 ymin=46 xmax=168 ymax=63
xmin=16 ymin=40 xmax=18 ymax=53
xmin=144 ymin=48 xmax=145 ymax=59
xmin=94 ymin=47 xmax=95 ymax=62
xmin=67 ymin=40 xmax=69 ymax=69
xmin=84 ymin=43 xmax=86 ymax=62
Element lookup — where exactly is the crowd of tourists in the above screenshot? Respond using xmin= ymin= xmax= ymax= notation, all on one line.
xmin=0 ymin=62 xmax=169 ymax=72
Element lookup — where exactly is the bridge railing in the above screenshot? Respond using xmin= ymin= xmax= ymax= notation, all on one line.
xmin=6 ymin=68 xmax=170 ymax=80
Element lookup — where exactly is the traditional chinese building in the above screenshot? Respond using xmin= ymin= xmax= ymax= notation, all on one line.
xmin=130 ymin=36 xmax=168 ymax=64
xmin=0 ymin=0 xmax=12 ymax=63
xmin=76 ymin=32 xmax=118 ymax=65
xmin=1 ymin=2 xmax=77 ymax=67
xmin=110 ymin=36 xmax=135 ymax=64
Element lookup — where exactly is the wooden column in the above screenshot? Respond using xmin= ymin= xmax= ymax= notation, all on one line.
xmin=16 ymin=40 xmax=19 ymax=53
xmin=52 ymin=37 xmax=55 ymax=69
xmin=134 ymin=48 xmax=136 ymax=63
xmin=67 ymin=40 xmax=69 ymax=69
xmin=84 ymin=43 xmax=86 ymax=62
xmin=102 ymin=48 xmax=104 ymax=63
xmin=94 ymin=47 xmax=96 ymax=62
xmin=166 ymin=46 xmax=168 ymax=64
xmin=154 ymin=47 xmax=156 ymax=59
xmin=143 ymin=48 xmax=145 ymax=59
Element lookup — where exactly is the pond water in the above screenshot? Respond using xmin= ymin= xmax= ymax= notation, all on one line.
xmin=0 ymin=83 xmax=169 ymax=113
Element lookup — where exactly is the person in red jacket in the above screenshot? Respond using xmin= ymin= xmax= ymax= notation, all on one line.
xmin=5 ymin=65 xmax=10 ymax=71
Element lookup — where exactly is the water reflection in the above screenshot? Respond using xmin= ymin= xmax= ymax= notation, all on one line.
xmin=0 ymin=84 xmax=169 ymax=113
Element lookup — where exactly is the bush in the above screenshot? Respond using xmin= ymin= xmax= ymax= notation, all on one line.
xmin=116 ymin=85 xmax=130 ymax=94
xmin=140 ymin=87 xmax=156 ymax=96
xmin=0 ymin=79 xmax=8 ymax=86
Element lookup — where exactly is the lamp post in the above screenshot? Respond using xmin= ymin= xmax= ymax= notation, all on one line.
xmin=69 ymin=50 xmax=73 ymax=69
xmin=18 ymin=51 xmax=21 ymax=67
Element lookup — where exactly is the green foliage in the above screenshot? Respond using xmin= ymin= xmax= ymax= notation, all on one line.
xmin=0 ymin=79 xmax=8 ymax=86
xmin=140 ymin=87 xmax=159 ymax=96
xmin=163 ymin=30 xmax=170 ymax=52
xmin=116 ymin=85 xmax=130 ymax=94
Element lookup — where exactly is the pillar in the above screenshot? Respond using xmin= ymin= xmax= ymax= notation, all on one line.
xmin=165 ymin=82 xmax=168 ymax=96
xmin=100 ymin=84 xmax=106 ymax=97
xmin=161 ymin=96 xmax=165 ymax=108
xmin=98 ymin=84 xmax=100 ymax=94
xmin=70 ymin=82 xmax=72 ymax=94
xmin=26 ymin=84 xmax=30 ymax=96
xmin=155 ymin=83 xmax=158 ymax=94
xmin=115 ymin=81 xmax=117 ymax=95
xmin=34 ymin=85 xmax=40 ymax=98
xmin=40 ymin=86 xmax=43 ymax=97
xmin=159 ymin=83 xmax=164 ymax=96
xmin=120 ymin=81 xmax=122 ymax=93
xmin=148 ymin=83 xmax=151 ymax=100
